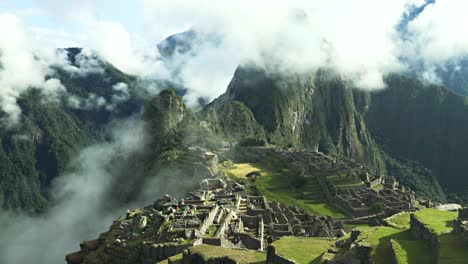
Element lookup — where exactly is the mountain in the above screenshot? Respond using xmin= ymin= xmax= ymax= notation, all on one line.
xmin=3 ymin=32 xmax=468 ymax=213
xmin=0 ymin=48 xmax=148 ymax=212
xmin=111 ymin=88 xmax=223 ymax=204
xmin=202 ymin=66 xmax=463 ymax=202
xmin=365 ymin=74 xmax=468 ymax=195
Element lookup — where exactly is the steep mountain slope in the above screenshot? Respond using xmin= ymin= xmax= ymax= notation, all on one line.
xmin=365 ymin=74 xmax=468 ymax=194
xmin=0 ymin=49 xmax=147 ymax=211
xmin=204 ymin=66 xmax=449 ymax=201
xmin=207 ymin=67 xmax=384 ymax=170
xmin=102 ymin=89 xmax=224 ymax=208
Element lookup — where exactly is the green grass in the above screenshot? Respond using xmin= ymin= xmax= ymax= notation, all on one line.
xmin=413 ymin=208 xmax=457 ymax=235
xmin=157 ymin=253 xmax=183 ymax=264
xmin=222 ymin=162 xmax=346 ymax=218
xmin=391 ymin=239 xmax=435 ymax=264
xmin=189 ymin=244 xmax=266 ymax=264
xmin=345 ymin=223 xmax=373 ymax=229
xmin=271 ymin=237 xmax=336 ymax=264
xmin=386 ymin=212 xmax=411 ymax=229
xmin=355 ymin=226 xmax=414 ymax=264
xmin=414 ymin=209 xmax=468 ymax=264
xmin=438 ymin=233 xmax=468 ymax=264
xmin=207 ymin=225 xmax=219 ymax=237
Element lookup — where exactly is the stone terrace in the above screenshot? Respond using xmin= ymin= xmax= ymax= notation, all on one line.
xmin=66 ymin=177 xmax=345 ymax=264
xmin=453 ymin=207 xmax=468 ymax=243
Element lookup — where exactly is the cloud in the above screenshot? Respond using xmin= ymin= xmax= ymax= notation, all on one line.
xmin=66 ymin=83 xmax=130 ymax=112
xmin=87 ymin=20 xmax=169 ymax=78
xmin=0 ymin=118 xmax=147 ymax=264
xmin=0 ymin=13 xmax=64 ymax=124
xmin=141 ymin=0 xmax=411 ymax=96
xmin=405 ymin=0 xmax=468 ymax=63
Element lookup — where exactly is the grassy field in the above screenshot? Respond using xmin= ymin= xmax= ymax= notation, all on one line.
xmin=271 ymin=237 xmax=336 ymax=264
xmin=222 ymin=162 xmax=346 ymax=218
xmin=413 ymin=208 xmax=468 ymax=264
xmin=355 ymin=226 xmax=414 ymax=264
xmin=189 ymin=244 xmax=266 ymax=264
xmin=386 ymin=212 xmax=411 ymax=229
xmin=438 ymin=233 xmax=468 ymax=264
xmin=413 ymin=208 xmax=457 ymax=234
xmin=391 ymin=239 xmax=435 ymax=264
xmin=374 ymin=208 xmax=466 ymax=264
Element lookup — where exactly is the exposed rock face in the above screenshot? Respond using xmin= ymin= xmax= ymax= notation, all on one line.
xmin=206 ymin=67 xmax=448 ymax=201
xmin=201 ymin=100 xmax=266 ymax=142
xmin=143 ymin=88 xmax=197 ymax=148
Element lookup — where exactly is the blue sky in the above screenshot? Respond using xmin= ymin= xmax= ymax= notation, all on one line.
xmin=0 ymin=0 xmax=148 ymax=47
xmin=0 ymin=0 xmax=435 ymax=49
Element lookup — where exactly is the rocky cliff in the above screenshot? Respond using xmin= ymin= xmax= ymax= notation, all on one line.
xmin=205 ymin=67 xmax=449 ymax=201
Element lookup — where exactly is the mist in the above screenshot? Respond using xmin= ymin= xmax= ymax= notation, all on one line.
xmin=0 ymin=118 xmax=147 ymax=264
xmin=2 ymin=1 xmax=468 ymax=263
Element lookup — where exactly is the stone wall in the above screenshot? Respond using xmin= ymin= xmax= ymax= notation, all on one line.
xmin=216 ymin=210 xmax=235 ymax=237
xmin=453 ymin=208 xmax=468 ymax=244
xmin=182 ymin=248 xmax=237 ymax=264
xmin=141 ymin=239 xmax=202 ymax=263
xmin=453 ymin=219 xmax=468 ymax=243
xmin=389 ymin=239 xmax=400 ymax=264
xmin=198 ymin=205 xmax=220 ymax=234
xmin=233 ymin=232 xmax=262 ymax=250
xmin=266 ymin=245 xmax=295 ymax=264
xmin=247 ymin=208 xmax=273 ymax=224
xmin=409 ymin=213 xmax=440 ymax=258
xmin=354 ymin=243 xmax=373 ymax=264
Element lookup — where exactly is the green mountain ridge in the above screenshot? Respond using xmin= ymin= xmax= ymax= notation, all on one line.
xmin=203 ymin=67 xmax=450 ymax=202
xmin=2 ymin=46 xmax=468 ymax=213
xmin=0 ymin=49 xmax=149 ymax=211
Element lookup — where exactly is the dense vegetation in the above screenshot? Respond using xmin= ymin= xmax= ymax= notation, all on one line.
xmin=3 ymin=43 xmax=468 ymax=213
xmin=0 ymin=49 xmax=146 ymax=212
xmin=208 ymin=67 xmax=452 ymax=202
xmin=366 ymin=74 xmax=468 ymax=199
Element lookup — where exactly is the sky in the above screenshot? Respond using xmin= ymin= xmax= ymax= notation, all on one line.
xmin=1 ymin=0 xmax=468 ymax=111
xmin=4 ymin=1 xmax=468 ymax=263
xmin=0 ymin=0 xmax=199 ymax=50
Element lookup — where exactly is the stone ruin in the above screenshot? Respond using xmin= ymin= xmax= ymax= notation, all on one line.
xmin=453 ymin=207 xmax=468 ymax=244
xmin=334 ymin=177 xmax=416 ymax=218
xmin=269 ymin=148 xmax=418 ymax=219
xmin=66 ymin=177 xmax=346 ymax=264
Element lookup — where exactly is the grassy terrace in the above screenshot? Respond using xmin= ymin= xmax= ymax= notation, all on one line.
xmin=271 ymin=237 xmax=336 ymax=264
xmin=391 ymin=239 xmax=434 ymax=264
xmin=189 ymin=244 xmax=266 ymax=264
xmin=354 ymin=208 xmax=464 ymax=264
xmin=156 ymin=253 xmax=183 ymax=264
xmin=386 ymin=212 xmax=411 ymax=229
xmin=413 ymin=208 xmax=468 ymax=264
xmin=413 ymin=208 xmax=457 ymax=235
xmin=222 ymin=162 xmax=346 ymax=218
xmin=355 ymin=226 xmax=414 ymax=264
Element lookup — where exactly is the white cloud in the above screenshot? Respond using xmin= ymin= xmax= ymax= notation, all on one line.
xmin=0 ymin=13 xmax=63 ymax=124
xmin=0 ymin=119 xmax=148 ymax=264
xmin=143 ymin=0 xmax=410 ymax=95
xmin=87 ymin=20 xmax=169 ymax=78
xmin=406 ymin=0 xmax=468 ymax=63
